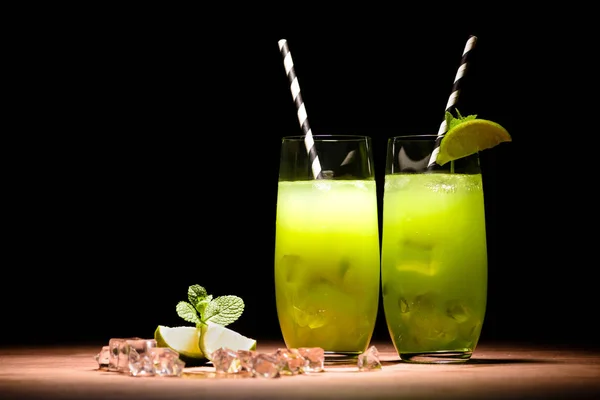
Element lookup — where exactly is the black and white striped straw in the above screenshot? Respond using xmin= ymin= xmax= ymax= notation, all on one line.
xmin=427 ymin=35 xmax=478 ymax=169
xmin=278 ymin=39 xmax=323 ymax=180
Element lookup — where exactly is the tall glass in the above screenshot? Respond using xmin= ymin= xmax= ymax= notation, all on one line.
xmin=381 ymin=135 xmax=487 ymax=363
xmin=275 ymin=135 xmax=380 ymax=362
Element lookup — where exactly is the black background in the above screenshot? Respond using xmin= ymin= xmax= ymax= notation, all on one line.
xmin=4 ymin=8 xmax=596 ymax=349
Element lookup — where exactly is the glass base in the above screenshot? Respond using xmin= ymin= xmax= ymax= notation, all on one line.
xmin=324 ymin=351 xmax=361 ymax=365
xmin=400 ymin=350 xmax=473 ymax=364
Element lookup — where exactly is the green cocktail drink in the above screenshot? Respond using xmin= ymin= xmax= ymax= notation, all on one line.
xmin=275 ymin=180 xmax=380 ymax=354
xmin=382 ymin=133 xmax=489 ymax=363
xmin=382 ymin=173 xmax=487 ymax=362
xmin=275 ymin=134 xmax=380 ymax=360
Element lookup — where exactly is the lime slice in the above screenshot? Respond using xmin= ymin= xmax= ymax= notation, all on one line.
xmin=154 ymin=325 xmax=205 ymax=361
xmin=436 ymin=119 xmax=511 ymax=166
xmin=199 ymin=322 xmax=257 ymax=361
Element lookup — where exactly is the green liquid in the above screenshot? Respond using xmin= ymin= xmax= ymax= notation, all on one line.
xmin=275 ymin=180 xmax=380 ymax=353
xmin=381 ymin=173 xmax=487 ymax=358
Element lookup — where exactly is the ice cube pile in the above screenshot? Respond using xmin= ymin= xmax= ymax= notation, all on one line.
xmin=94 ymin=338 xmax=381 ymax=378
xmin=94 ymin=337 xmax=184 ymax=377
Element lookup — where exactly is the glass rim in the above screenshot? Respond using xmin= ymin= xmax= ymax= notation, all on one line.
xmin=282 ymin=134 xmax=372 ymax=142
xmin=388 ymin=134 xmax=440 ymax=140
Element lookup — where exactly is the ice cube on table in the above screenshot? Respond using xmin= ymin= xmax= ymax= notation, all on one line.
xmin=128 ymin=348 xmax=155 ymax=377
xmin=252 ymin=353 xmax=280 ymax=379
xmin=298 ymin=347 xmax=325 ymax=373
xmin=358 ymin=346 xmax=382 ymax=371
xmin=274 ymin=348 xmax=304 ymax=375
xmin=150 ymin=347 xmax=185 ymax=377
xmin=129 ymin=347 xmax=185 ymax=377
xmin=108 ymin=337 xmax=157 ymax=372
xmin=211 ymin=347 xmax=243 ymax=374
xmin=94 ymin=345 xmax=110 ymax=370
xmin=237 ymin=349 xmax=257 ymax=372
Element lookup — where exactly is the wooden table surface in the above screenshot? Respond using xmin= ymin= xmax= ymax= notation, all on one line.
xmin=1 ymin=341 xmax=599 ymax=399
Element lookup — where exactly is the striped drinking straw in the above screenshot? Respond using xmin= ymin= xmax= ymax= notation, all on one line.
xmin=427 ymin=35 xmax=478 ymax=169
xmin=278 ymin=39 xmax=323 ymax=180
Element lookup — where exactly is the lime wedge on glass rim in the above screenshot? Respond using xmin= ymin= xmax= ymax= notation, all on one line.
xmin=436 ymin=119 xmax=512 ymax=166
xmin=199 ymin=321 xmax=257 ymax=362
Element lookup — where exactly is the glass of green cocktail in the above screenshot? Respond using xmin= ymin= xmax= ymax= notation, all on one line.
xmin=275 ymin=135 xmax=380 ymax=362
xmin=381 ymin=134 xmax=488 ymax=363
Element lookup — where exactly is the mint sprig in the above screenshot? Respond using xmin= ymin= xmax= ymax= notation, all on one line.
xmin=446 ymin=108 xmax=477 ymax=131
xmin=176 ymin=284 xmax=244 ymax=327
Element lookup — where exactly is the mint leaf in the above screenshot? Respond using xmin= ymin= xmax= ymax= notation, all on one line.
xmin=444 ymin=111 xmax=455 ymax=129
xmin=176 ymin=285 xmax=246 ymax=327
xmin=195 ymin=295 xmax=213 ymax=316
xmin=203 ymin=295 xmax=245 ymax=326
xmin=176 ymin=301 xmax=201 ymax=325
xmin=188 ymin=285 xmax=208 ymax=306
xmin=447 ymin=109 xmax=477 ymax=131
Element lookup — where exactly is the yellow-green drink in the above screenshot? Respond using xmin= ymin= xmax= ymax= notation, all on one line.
xmin=382 ymin=135 xmax=487 ymax=363
xmin=275 ymin=135 xmax=380 ymax=359
xmin=275 ymin=180 xmax=380 ymax=354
